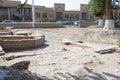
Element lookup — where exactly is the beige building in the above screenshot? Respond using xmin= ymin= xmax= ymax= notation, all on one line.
xmin=1 ymin=0 xmax=120 ymax=22
xmin=0 ymin=0 xmax=92 ymax=21
xmin=0 ymin=0 xmax=32 ymax=21
xmin=35 ymin=3 xmax=91 ymax=21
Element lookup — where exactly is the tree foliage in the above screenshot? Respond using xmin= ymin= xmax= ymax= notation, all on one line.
xmin=17 ymin=0 xmax=27 ymax=10
xmin=0 ymin=0 xmax=2 ymax=5
xmin=0 ymin=0 xmax=2 ymax=3
xmin=89 ymin=0 xmax=105 ymax=18
xmin=117 ymin=38 xmax=120 ymax=47
xmin=17 ymin=0 xmax=27 ymax=21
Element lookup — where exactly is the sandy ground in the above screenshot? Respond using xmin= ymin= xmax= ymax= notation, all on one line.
xmin=0 ymin=27 xmax=120 ymax=80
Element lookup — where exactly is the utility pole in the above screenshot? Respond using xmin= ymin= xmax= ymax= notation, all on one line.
xmin=32 ymin=0 xmax=35 ymax=28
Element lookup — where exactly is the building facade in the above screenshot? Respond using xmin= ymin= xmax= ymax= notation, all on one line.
xmin=0 ymin=0 xmax=32 ymax=21
xmin=0 ymin=0 xmax=95 ymax=22
xmin=0 ymin=0 xmax=93 ymax=22
xmin=34 ymin=3 xmax=91 ymax=21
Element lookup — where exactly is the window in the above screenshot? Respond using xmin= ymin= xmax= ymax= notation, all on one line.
xmin=82 ymin=12 xmax=88 ymax=19
xmin=65 ymin=14 xmax=69 ymax=18
xmin=70 ymin=14 xmax=74 ymax=18
xmin=49 ymin=12 xmax=54 ymax=18
xmin=42 ymin=13 xmax=47 ymax=18
xmin=35 ymin=13 xmax=40 ymax=18
xmin=76 ymin=14 xmax=79 ymax=18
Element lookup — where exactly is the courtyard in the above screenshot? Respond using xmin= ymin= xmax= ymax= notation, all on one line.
xmin=0 ymin=27 xmax=120 ymax=80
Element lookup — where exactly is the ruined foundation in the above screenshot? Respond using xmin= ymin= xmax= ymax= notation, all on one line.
xmin=0 ymin=28 xmax=45 ymax=51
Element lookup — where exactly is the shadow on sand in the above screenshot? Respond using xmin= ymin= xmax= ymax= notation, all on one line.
xmin=52 ymin=67 xmax=120 ymax=80
xmin=0 ymin=66 xmax=51 ymax=80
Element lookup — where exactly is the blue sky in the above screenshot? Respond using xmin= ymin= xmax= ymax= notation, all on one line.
xmin=17 ymin=0 xmax=89 ymax=10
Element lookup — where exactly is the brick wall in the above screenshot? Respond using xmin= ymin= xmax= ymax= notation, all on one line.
xmin=0 ymin=35 xmax=45 ymax=51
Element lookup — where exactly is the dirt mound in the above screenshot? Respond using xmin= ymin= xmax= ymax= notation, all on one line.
xmin=80 ymin=29 xmax=120 ymax=44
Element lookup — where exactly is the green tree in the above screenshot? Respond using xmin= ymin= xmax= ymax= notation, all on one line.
xmin=17 ymin=0 xmax=27 ymax=21
xmin=89 ymin=0 xmax=105 ymax=26
xmin=89 ymin=0 xmax=105 ymax=18
xmin=0 ymin=0 xmax=2 ymax=4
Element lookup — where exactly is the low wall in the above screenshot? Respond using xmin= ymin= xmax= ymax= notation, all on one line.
xmin=0 ymin=35 xmax=45 ymax=51
xmin=78 ymin=22 xmax=98 ymax=27
xmin=0 ymin=30 xmax=12 ymax=35
xmin=0 ymin=35 xmax=34 ymax=40
xmin=0 ymin=32 xmax=11 ymax=35
xmin=0 ymin=22 xmax=64 ymax=28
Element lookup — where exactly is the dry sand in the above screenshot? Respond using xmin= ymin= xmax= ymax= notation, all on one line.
xmin=0 ymin=27 xmax=120 ymax=80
